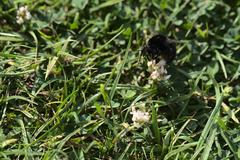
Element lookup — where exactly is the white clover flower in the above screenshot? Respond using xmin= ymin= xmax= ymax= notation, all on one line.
xmin=130 ymin=103 xmax=150 ymax=127
xmin=150 ymin=70 xmax=160 ymax=80
xmin=131 ymin=110 xmax=150 ymax=124
xmin=16 ymin=17 xmax=24 ymax=24
xmin=16 ymin=6 xmax=31 ymax=24
xmin=147 ymin=60 xmax=156 ymax=71
xmin=148 ymin=59 xmax=171 ymax=81
xmin=147 ymin=60 xmax=155 ymax=68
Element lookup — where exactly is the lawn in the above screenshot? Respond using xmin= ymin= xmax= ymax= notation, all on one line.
xmin=0 ymin=0 xmax=240 ymax=159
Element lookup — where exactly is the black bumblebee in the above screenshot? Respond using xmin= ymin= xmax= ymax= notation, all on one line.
xmin=142 ymin=34 xmax=176 ymax=63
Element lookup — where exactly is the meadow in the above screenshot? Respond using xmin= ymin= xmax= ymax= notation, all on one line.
xmin=0 ymin=0 xmax=239 ymax=159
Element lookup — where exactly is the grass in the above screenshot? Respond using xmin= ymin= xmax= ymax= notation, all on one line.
xmin=0 ymin=0 xmax=240 ymax=159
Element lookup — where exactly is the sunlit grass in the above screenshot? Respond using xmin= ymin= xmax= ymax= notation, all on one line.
xmin=0 ymin=0 xmax=239 ymax=159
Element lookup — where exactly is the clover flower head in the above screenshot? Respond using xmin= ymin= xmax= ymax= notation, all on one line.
xmin=130 ymin=103 xmax=150 ymax=127
xmin=148 ymin=59 xmax=171 ymax=81
xmin=16 ymin=6 xmax=31 ymax=24
xmin=131 ymin=110 xmax=150 ymax=124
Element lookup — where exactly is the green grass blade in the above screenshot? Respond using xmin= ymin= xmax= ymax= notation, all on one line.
xmin=200 ymin=125 xmax=217 ymax=160
xmin=0 ymin=32 xmax=24 ymax=42
xmin=90 ymin=0 xmax=124 ymax=12
xmin=164 ymin=142 xmax=198 ymax=160
xmin=118 ymin=143 xmax=131 ymax=160
xmin=32 ymin=90 xmax=78 ymax=140
xmin=195 ymin=94 xmax=223 ymax=151
xmin=6 ymin=95 xmax=37 ymax=105
xmin=151 ymin=104 xmax=161 ymax=145
xmin=220 ymin=130 xmax=239 ymax=159
xmin=215 ymin=50 xmax=227 ymax=79
xmin=110 ymin=32 xmax=132 ymax=100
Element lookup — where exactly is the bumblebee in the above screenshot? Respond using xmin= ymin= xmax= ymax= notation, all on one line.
xmin=142 ymin=34 xmax=176 ymax=63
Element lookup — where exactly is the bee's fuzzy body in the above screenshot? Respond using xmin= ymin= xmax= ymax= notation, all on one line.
xmin=143 ymin=34 xmax=176 ymax=63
